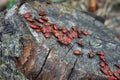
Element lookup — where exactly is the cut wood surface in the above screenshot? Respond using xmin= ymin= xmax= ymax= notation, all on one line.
xmin=0 ymin=1 xmax=120 ymax=80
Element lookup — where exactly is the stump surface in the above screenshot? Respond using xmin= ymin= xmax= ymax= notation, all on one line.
xmin=0 ymin=1 xmax=120 ymax=80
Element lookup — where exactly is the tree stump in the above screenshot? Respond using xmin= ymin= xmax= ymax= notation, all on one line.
xmin=0 ymin=1 xmax=120 ymax=80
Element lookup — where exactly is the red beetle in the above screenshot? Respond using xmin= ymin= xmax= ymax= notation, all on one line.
xmin=113 ymin=71 xmax=120 ymax=80
xmin=62 ymin=29 xmax=68 ymax=34
xmin=108 ymin=71 xmax=113 ymax=76
xmin=99 ymin=55 xmax=106 ymax=61
xmin=73 ymin=50 xmax=83 ymax=55
xmin=30 ymin=24 xmax=39 ymax=29
xmin=44 ymin=33 xmax=51 ymax=38
xmin=99 ymin=61 xmax=105 ymax=68
xmin=67 ymin=38 xmax=72 ymax=44
xmin=53 ymin=25 xmax=58 ymax=30
xmin=55 ymin=32 xmax=63 ymax=39
xmin=57 ymin=35 xmax=63 ymax=42
xmin=26 ymin=17 xmax=34 ymax=22
xmin=39 ymin=11 xmax=46 ymax=16
xmin=100 ymin=68 xmax=109 ymax=75
xmin=47 ymin=26 xmax=53 ymax=32
xmin=68 ymin=33 xmax=73 ymax=39
xmin=44 ymin=22 xmax=51 ymax=26
xmin=34 ymin=24 xmax=41 ymax=28
xmin=35 ymin=18 xmax=44 ymax=24
xmin=114 ymin=64 xmax=120 ymax=69
xmin=36 ymin=29 xmax=41 ymax=33
xmin=88 ymin=51 xmax=96 ymax=58
xmin=41 ymin=17 xmax=48 ymax=21
xmin=97 ymin=51 xmax=106 ymax=61
xmin=53 ymin=30 xmax=60 ymax=38
xmin=41 ymin=27 xmax=47 ymax=33
xmin=107 ymin=76 xmax=117 ymax=80
xmin=71 ymin=31 xmax=78 ymax=38
xmin=24 ymin=13 xmax=31 ymax=18
xmin=63 ymin=37 xmax=72 ymax=45
xmin=104 ymin=65 xmax=110 ymax=71
xmin=115 ymin=70 xmax=120 ymax=74
xmin=82 ymin=31 xmax=88 ymax=36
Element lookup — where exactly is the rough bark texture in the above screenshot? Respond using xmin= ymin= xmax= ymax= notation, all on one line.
xmin=0 ymin=1 xmax=120 ymax=80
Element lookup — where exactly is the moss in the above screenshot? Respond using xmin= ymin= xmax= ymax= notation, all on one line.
xmin=7 ymin=0 xmax=17 ymax=9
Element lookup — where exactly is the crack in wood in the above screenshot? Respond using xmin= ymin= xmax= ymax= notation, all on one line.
xmin=63 ymin=42 xmax=77 ymax=57
xmin=67 ymin=58 xmax=78 ymax=80
xmin=34 ymin=49 xmax=52 ymax=80
xmin=64 ymin=45 xmax=74 ymax=57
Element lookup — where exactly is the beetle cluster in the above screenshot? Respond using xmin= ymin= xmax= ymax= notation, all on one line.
xmin=24 ymin=11 xmax=120 ymax=80
xmin=88 ymin=51 xmax=120 ymax=80
xmin=97 ymin=51 xmax=120 ymax=80
xmin=24 ymin=11 xmax=88 ymax=56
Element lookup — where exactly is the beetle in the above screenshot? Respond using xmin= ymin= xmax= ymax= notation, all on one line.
xmin=100 ymin=68 xmax=109 ymax=75
xmin=47 ymin=26 xmax=53 ymax=32
xmin=41 ymin=27 xmax=47 ymax=33
xmin=62 ymin=36 xmax=72 ymax=45
xmin=53 ymin=25 xmax=58 ymax=30
xmin=24 ymin=13 xmax=31 ymax=18
xmin=88 ymin=51 xmax=96 ymax=58
xmin=113 ymin=71 xmax=120 ymax=80
xmin=99 ymin=55 xmax=106 ymax=61
xmin=39 ymin=11 xmax=46 ymax=16
xmin=30 ymin=24 xmax=39 ymax=29
xmin=44 ymin=33 xmax=51 ymax=38
xmin=108 ymin=71 xmax=113 ymax=76
xmin=99 ymin=61 xmax=106 ymax=68
xmin=104 ymin=65 xmax=110 ymax=71
xmin=97 ymin=51 xmax=106 ymax=61
xmin=41 ymin=17 xmax=48 ymax=21
xmin=26 ymin=17 xmax=34 ymax=23
xmin=44 ymin=22 xmax=51 ymax=26
xmin=34 ymin=24 xmax=41 ymax=28
xmin=36 ymin=29 xmax=41 ymax=33
xmin=62 ymin=28 xmax=68 ymax=34
xmin=68 ymin=33 xmax=73 ymax=39
xmin=82 ymin=31 xmax=88 ymax=36
xmin=107 ymin=76 xmax=117 ymax=80
xmin=66 ymin=38 xmax=72 ymax=44
xmin=114 ymin=64 xmax=120 ymax=69
xmin=73 ymin=50 xmax=83 ymax=55
xmin=35 ymin=18 xmax=44 ymax=24
xmin=69 ymin=31 xmax=78 ymax=39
